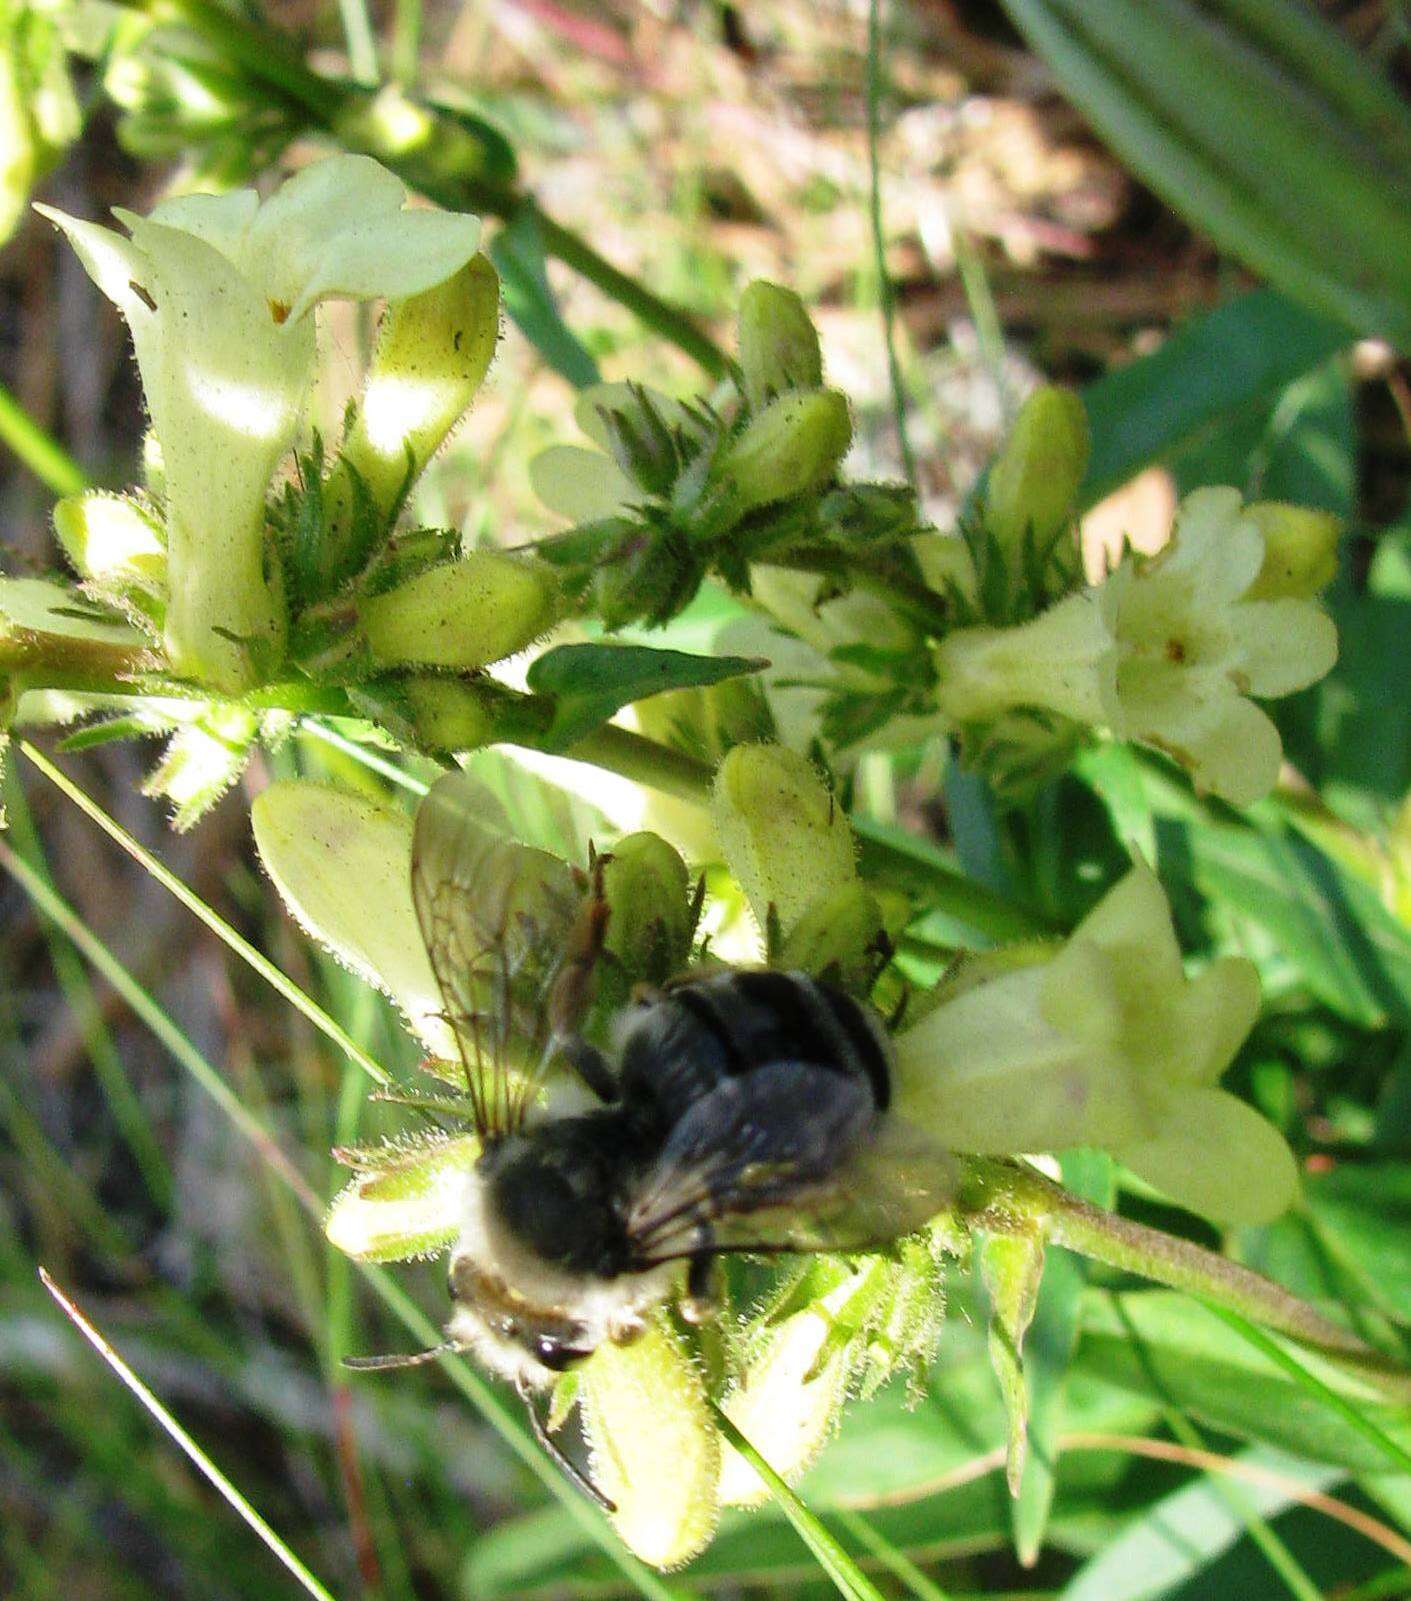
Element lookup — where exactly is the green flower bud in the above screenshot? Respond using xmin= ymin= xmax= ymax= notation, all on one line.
xmin=579 ymin=1314 xmax=719 ymax=1568
xmin=326 ymin=1133 xmax=479 ymax=1261
xmin=338 ymin=255 xmax=500 ymax=521
xmin=737 ymin=280 xmax=823 ymax=412
xmin=601 ymin=831 xmax=695 ymax=985
xmin=985 ymin=387 xmax=1089 ymax=562
xmin=719 ymin=390 xmax=851 ymax=514
xmin=359 ymin=553 xmax=561 ymax=670
xmin=401 ymin=676 xmax=499 ymax=754
xmin=777 ymin=881 xmax=885 ymax=996
xmin=712 ymin=744 xmax=855 ymax=936
xmin=593 ymin=529 xmax=703 ymax=631
xmin=53 ymin=491 xmax=166 ymax=596
xmin=1245 ymin=502 xmax=1341 ymax=600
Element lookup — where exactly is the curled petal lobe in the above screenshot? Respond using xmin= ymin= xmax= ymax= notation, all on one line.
xmin=1120 ymin=1087 xmax=1300 ymax=1226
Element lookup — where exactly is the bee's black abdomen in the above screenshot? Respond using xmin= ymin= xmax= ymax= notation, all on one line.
xmin=618 ymin=970 xmax=893 ymax=1125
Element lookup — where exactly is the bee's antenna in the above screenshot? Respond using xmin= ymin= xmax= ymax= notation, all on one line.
xmin=515 ymin=1374 xmax=617 ymax=1514
xmin=342 ymin=1342 xmax=461 ymax=1372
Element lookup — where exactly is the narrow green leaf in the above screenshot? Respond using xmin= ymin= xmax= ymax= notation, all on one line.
xmin=1078 ymin=291 xmax=1348 ymax=508
xmin=1203 ymin=1302 xmax=1411 ymax=1479
xmin=1011 ymin=1152 xmax=1114 ymax=1565
xmin=1075 ymin=1292 xmax=1411 ymax=1472
xmin=526 ymin=642 xmax=764 ymax=749
xmin=489 ymin=207 xmax=600 ymax=388
xmin=1059 ymin=1444 xmax=1344 ymax=1601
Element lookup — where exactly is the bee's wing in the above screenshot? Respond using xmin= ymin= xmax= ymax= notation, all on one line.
xmin=624 ymin=1062 xmax=957 ymax=1262
xmin=411 ymin=769 xmax=586 ymax=1140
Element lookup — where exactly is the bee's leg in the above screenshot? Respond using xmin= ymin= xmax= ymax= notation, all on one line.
xmin=680 ymin=1251 xmax=721 ymax=1325
xmin=516 ymin=1374 xmax=616 ymax=1513
xmin=557 ymin=1036 xmax=619 ymax=1104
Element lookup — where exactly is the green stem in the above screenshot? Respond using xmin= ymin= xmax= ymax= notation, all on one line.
xmin=0 ymin=381 xmax=88 ymax=497
xmin=865 ymin=0 xmax=916 ymax=490
xmin=963 ymin=1158 xmax=1411 ymax=1399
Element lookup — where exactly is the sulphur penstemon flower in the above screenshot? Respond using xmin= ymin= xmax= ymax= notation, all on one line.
xmin=242 ymin=734 xmax=1357 ymax=1567
xmin=37 ymin=153 xmax=484 ymax=692
xmin=22 ymin=154 xmax=569 ymax=822
xmin=936 ymin=486 xmax=1341 ymax=805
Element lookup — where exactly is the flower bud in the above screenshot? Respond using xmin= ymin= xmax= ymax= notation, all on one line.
xmin=737 ymin=280 xmax=823 ymax=411
xmin=719 ymin=390 xmax=851 ymax=514
xmin=601 ymin=832 xmax=695 ymax=985
xmin=1245 ymin=502 xmax=1341 ymax=600
xmin=579 ymin=1314 xmax=719 ymax=1568
xmin=401 ymin=676 xmax=500 ymax=753
xmin=359 ymin=553 xmax=561 ymax=670
xmin=338 ymin=255 xmax=500 ymax=522
xmin=251 ymin=780 xmax=451 ymax=1056
xmin=712 ymin=744 xmax=855 ymax=936
xmin=53 ymin=491 xmax=166 ymax=595
xmin=777 ymin=881 xmax=885 ymax=996
xmin=593 ymin=530 xmax=703 ymax=631
xmin=984 ymin=387 xmax=1089 ymax=563
xmin=326 ymin=1133 xmax=478 ymax=1261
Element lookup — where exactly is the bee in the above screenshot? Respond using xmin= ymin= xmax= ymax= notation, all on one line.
xmin=348 ymin=771 xmax=954 ymax=1505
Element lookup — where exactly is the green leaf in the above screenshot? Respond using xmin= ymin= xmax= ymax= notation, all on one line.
xmin=489 ymin=207 xmax=599 ymax=389
xmin=1079 ymin=750 xmax=1411 ymax=1029
xmin=1000 ymin=0 xmax=1411 ymax=354
xmin=1309 ymin=1164 xmax=1411 ymax=1326
xmin=1078 ymin=291 xmax=1348 ymax=509
xmin=525 ymin=643 xmax=765 ymax=750
xmin=1059 ymin=1445 xmax=1345 ymax=1601
xmin=1075 ymin=1291 xmax=1411 ymax=1472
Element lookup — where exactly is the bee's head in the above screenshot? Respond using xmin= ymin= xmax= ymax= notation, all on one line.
xmin=447 ymin=1253 xmax=597 ymax=1387
xmin=448 ymin=1161 xmax=675 ymax=1389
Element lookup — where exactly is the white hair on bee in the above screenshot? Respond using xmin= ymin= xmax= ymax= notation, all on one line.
xmin=448 ymin=1168 xmax=678 ymax=1388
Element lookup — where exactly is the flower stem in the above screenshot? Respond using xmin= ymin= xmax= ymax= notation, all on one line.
xmin=962 ymin=1158 xmax=1411 ymax=1400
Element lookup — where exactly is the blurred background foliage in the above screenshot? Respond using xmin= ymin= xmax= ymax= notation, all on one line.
xmin=6 ymin=1 xmax=1411 ymax=1599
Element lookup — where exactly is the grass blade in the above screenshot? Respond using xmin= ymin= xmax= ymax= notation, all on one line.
xmin=711 ymin=1405 xmax=889 ymax=1601
xmin=19 ymin=740 xmax=391 ymax=1086
xmin=1204 ymin=1301 xmax=1411 ymax=1480
xmin=38 ymin=1268 xmax=343 ymax=1601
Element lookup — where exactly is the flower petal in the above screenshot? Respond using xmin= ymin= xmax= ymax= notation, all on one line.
xmin=1184 ymin=694 xmax=1284 ymax=807
xmin=1233 ymin=598 xmax=1338 ymax=698
xmin=243 ymin=153 xmax=481 ymax=320
xmin=139 ymin=188 xmax=259 ymax=265
xmin=1170 ymin=956 xmax=1262 ymax=1086
xmin=529 ymin=444 xmax=639 ymax=521
xmin=1119 ymin=1087 xmax=1299 ymax=1225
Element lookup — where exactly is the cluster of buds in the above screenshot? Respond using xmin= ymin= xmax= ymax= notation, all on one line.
xmin=531 ymin=282 xmax=924 ymax=632
xmin=15 ymin=155 xmax=568 ymax=820
xmin=252 ymin=742 xmax=1297 ymax=1566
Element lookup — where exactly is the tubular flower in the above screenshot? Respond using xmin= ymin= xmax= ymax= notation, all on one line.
xmin=936 ymin=487 xmax=1338 ymax=805
xmin=894 ymin=860 xmax=1298 ymax=1226
xmin=38 ymin=155 xmax=480 ymax=692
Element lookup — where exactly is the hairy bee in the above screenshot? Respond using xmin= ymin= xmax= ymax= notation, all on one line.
xmin=350 ymin=771 xmax=954 ymax=1503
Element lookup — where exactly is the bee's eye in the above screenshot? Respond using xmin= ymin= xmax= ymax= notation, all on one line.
xmin=533 ymin=1334 xmax=585 ymax=1372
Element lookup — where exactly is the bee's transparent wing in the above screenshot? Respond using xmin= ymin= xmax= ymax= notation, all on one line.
xmin=411 ymin=769 xmax=586 ymax=1140
xmin=624 ymin=1062 xmax=957 ymax=1262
